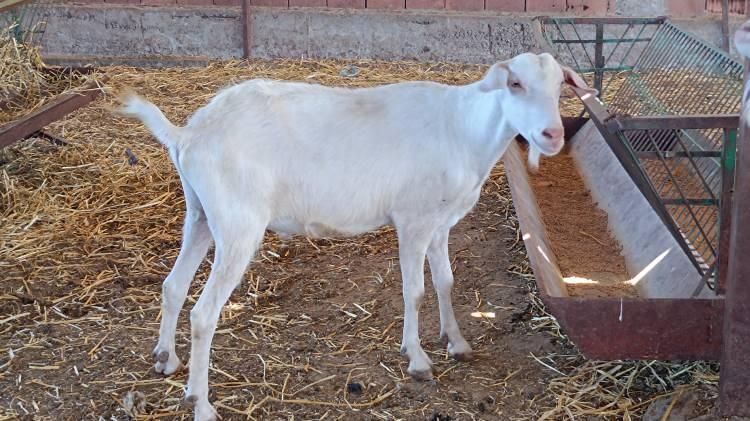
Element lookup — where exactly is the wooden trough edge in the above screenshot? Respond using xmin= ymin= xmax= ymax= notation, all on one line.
xmin=0 ymin=74 xmax=108 ymax=149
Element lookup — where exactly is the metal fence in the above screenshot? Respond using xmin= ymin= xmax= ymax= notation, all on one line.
xmin=0 ymin=0 xmax=50 ymax=46
xmin=535 ymin=17 xmax=742 ymax=292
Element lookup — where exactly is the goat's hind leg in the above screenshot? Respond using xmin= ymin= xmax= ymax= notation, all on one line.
xmin=153 ymin=183 xmax=212 ymax=375
xmin=184 ymin=218 xmax=265 ymax=421
xmin=427 ymin=227 xmax=472 ymax=361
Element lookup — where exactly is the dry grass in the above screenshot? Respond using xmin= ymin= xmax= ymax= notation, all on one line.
xmin=0 ymin=24 xmax=102 ymax=125
xmin=520 ymin=292 xmax=721 ymax=420
xmin=0 ymin=58 xmax=721 ymax=420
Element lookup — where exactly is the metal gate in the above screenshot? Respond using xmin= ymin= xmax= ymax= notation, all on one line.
xmin=534 ymin=17 xmax=742 ymax=293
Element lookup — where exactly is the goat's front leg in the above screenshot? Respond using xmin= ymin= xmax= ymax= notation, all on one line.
xmin=427 ymin=228 xmax=472 ymax=361
xmin=154 ymin=200 xmax=212 ymax=375
xmin=396 ymin=225 xmax=434 ymax=380
xmin=184 ymin=225 xmax=263 ymax=421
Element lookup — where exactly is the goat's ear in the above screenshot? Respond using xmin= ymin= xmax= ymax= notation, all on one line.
xmin=479 ymin=62 xmax=509 ymax=93
xmin=562 ymin=65 xmax=598 ymax=97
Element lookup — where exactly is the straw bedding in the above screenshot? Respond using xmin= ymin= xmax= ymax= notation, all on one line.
xmin=0 ymin=59 xmax=721 ymax=420
xmin=0 ymin=25 xmax=101 ymax=125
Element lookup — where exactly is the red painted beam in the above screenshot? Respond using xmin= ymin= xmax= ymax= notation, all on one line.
xmin=0 ymin=75 xmax=107 ymax=149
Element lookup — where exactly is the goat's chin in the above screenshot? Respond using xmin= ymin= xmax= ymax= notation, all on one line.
xmin=527 ymin=145 xmax=542 ymax=172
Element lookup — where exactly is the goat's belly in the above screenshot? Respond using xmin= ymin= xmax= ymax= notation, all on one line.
xmin=268 ymin=217 xmax=389 ymax=239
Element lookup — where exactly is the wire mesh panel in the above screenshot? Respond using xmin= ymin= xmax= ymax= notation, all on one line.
xmin=0 ymin=0 xmax=50 ymax=46
xmin=609 ymin=22 xmax=744 ymax=118
xmin=534 ymin=17 xmax=666 ymax=99
xmin=610 ymin=22 xmax=742 ymax=281
xmin=536 ymin=18 xmax=742 ymax=287
xmin=616 ymin=126 xmax=736 ymax=279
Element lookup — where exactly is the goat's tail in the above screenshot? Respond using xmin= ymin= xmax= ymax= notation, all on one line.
xmin=115 ymin=91 xmax=183 ymax=149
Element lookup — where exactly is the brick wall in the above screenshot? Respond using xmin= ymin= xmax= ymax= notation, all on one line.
xmin=707 ymin=0 xmax=745 ymax=14
xmin=75 ymin=0 xmax=616 ymax=14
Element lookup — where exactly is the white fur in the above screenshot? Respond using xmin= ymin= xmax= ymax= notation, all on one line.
xmin=119 ymin=52 xmax=593 ymax=421
xmin=735 ymin=20 xmax=750 ymax=124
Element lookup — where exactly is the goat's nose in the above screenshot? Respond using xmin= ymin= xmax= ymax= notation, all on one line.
xmin=542 ymin=126 xmax=564 ymax=140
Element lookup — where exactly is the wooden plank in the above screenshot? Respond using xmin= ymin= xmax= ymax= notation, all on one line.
xmin=0 ymin=76 xmax=108 ymax=148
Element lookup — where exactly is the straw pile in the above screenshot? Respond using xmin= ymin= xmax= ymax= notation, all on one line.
xmin=0 ymin=59 xmax=720 ymax=420
xmin=0 ymin=24 xmax=101 ymax=125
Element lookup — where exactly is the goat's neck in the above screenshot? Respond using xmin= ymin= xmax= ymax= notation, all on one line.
xmin=451 ymin=84 xmax=518 ymax=177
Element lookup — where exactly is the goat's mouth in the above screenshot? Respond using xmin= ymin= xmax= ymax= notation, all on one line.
xmin=529 ymin=136 xmax=564 ymax=156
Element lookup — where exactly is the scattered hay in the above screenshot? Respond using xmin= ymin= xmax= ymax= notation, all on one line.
xmin=0 ymin=58 xmax=720 ymax=420
xmin=0 ymin=24 xmax=103 ymax=125
xmin=517 ymin=275 xmax=721 ymax=420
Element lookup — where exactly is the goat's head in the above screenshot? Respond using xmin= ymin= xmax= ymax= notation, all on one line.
xmin=735 ymin=20 xmax=750 ymax=59
xmin=479 ymin=52 xmax=597 ymax=169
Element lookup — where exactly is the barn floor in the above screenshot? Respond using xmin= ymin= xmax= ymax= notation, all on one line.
xmin=0 ymin=60 xmax=722 ymax=420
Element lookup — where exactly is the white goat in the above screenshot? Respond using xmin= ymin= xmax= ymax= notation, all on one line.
xmin=735 ymin=20 xmax=750 ymax=123
xmin=118 ymin=52 xmax=595 ymax=421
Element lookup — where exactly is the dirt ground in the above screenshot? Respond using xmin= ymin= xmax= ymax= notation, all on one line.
xmin=1 ymin=162 xmax=562 ymax=420
xmin=0 ymin=61 xmax=574 ymax=420
xmin=0 ymin=60 xmax=726 ymax=420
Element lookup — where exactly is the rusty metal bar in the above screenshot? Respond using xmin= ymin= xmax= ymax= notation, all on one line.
xmin=34 ymin=130 xmax=68 ymax=146
xmin=716 ymin=128 xmax=737 ymax=294
xmin=546 ymin=296 xmax=723 ymax=360
xmin=550 ymin=37 xmax=652 ymax=44
xmin=241 ymin=0 xmax=252 ymax=59
xmin=612 ymin=115 xmax=740 ymax=131
xmin=594 ymin=23 xmax=605 ymax=96
xmin=662 ymin=198 xmax=718 ymax=206
xmin=0 ymin=76 xmax=107 ymax=148
xmin=719 ymin=7 xmax=750 ymax=413
xmin=637 ymin=150 xmax=722 ymax=158
xmin=722 ymin=0 xmax=731 ymax=53
xmin=535 ymin=16 xmax=667 ymax=25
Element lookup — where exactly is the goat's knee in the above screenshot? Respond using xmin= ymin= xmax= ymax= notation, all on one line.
xmin=405 ymin=284 xmax=425 ymax=307
xmin=189 ymin=307 xmax=215 ymax=342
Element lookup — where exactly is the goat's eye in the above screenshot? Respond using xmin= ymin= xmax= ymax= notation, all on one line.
xmin=510 ymin=81 xmax=522 ymax=89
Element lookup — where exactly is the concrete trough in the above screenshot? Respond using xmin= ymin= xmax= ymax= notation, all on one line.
xmin=503 ymin=121 xmax=724 ymax=360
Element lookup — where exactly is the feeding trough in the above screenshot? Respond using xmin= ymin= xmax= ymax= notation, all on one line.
xmin=503 ymin=17 xmax=743 ymax=361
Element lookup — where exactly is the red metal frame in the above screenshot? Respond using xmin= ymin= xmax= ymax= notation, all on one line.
xmin=0 ymin=72 xmax=107 ymax=148
xmin=719 ymin=9 xmax=750 ymax=415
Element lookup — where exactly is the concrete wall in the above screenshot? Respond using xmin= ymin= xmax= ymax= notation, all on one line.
xmin=66 ymin=0 xmax=614 ymax=14
xmin=39 ymin=3 xmax=749 ymax=67
xmin=41 ymin=4 xmax=543 ymax=66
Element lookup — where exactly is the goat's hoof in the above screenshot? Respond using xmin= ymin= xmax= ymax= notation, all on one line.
xmin=154 ymin=358 xmax=183 ymax=375
xmin=155 ymin=350 xmax=169 ymax=363
xmin=408 ymin=368 xmax=434 ymax=382
xmin=447 ymin=341 xmax=474 ymax=362
xmin=450 ymin=350 xmax=474 ymax=362
xmin=183 ymin=395 xmax=218 ymax=421
xmin=152 ymin=347 xmax=183 ymax=375
xmin=182 ymin=395 xmax=199 ymax=409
